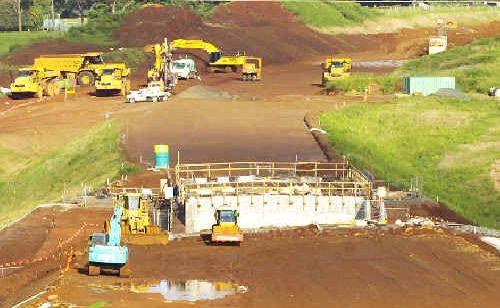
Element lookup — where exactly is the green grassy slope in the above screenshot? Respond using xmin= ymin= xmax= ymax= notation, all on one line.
xmin=281 ymin=0 xmax=377 ymax=28
xmin=0 ymin=31 xmax=61 ymax=59
xmin=0 ymin=122 xmax=137 ymax=228
xmin=320 ymin=98 xmax=500 ymax=228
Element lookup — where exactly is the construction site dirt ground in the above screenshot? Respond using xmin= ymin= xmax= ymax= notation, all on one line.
xmin=1 ymin=53 xmax=499 ymax=306
xmin=3 ymin=225 xmax=500 ymax=307
xmin=1 ymin=3 xmax=500 ymax=305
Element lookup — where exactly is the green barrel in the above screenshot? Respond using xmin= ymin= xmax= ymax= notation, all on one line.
xmin=154 ymin=145 xmax=170 ymax=169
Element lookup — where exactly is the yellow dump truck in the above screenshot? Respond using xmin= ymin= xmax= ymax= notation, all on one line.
xmin=321 ymin=57 xmax=352 ymax=87
xmin=10 ymin=66 xmax=61 ymax=99
xmin=241 ymin=57 xmax=262 ymax=81
xmin=33 ymin=52 xmax=107 ymax=87
xmin=211 ymin=208 xmax=243 ymax=245
xmin=95 ymin=63 xmax=131 ymax=96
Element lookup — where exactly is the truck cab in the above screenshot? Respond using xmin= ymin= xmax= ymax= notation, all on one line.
xmin=95 ymin=64 xmax=131 ymax=96
xmin=172 ymin=59 xmax=196 ymax=79
xmin=10 ymin=67 xmax=60 ymax=99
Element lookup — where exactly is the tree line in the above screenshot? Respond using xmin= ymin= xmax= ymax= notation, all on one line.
xmin=0 ymin=0 xmax=220 ymax=32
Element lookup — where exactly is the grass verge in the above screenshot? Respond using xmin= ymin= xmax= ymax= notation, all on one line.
xmin=0 ymin=121 xmax=138 ymax=228
xmin=103 ymin=48 xmax=147 ymax=71
xmin=314 ymin=5 xmax=500 ymax=34
xmin=0 ymin=31 xmax=61 ymax=59
xmin=320 ymin=97 xmax=500 ymax=228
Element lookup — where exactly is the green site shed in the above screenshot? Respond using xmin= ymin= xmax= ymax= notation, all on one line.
xmin=402 ymin=77 xmax=455 ymax=96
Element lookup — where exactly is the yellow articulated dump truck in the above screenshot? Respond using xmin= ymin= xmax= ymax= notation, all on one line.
xmin=95 ymin=64 xmax=131 ymax=96
xmin=321 ymin=57 xmax=351 ymax=87
xmin=33 ymin=52 xmax=107 ymax=87
xmin=10 ymin=66 xmax=61 ymax=99
xmin=241 ymin=57 xmax=262 ymax=81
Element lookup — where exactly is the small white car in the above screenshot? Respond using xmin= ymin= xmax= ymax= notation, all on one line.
xmin=126 ymin=86 xmax=170 ymax=103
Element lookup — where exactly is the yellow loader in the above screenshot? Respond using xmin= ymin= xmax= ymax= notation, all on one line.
xmin=241 ymin=57 xmax=262 ymax=81
xmin=113 ymin=189 xmax=168 ymax=245
xmin=321 ymin=57 xmax=351 ymax=87
xmin=95 ymin=64 xmax=131 ymax=96
xmin=211 ymin=208 xmax=243 ymax=245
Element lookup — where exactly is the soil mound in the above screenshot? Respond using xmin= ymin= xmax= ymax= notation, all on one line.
xmin=177 ymin=85 xmax=233 ymax=100
xmin=113 ymin=2 xmax=342 ymax=64
xmin=114 ymin=6 xmax=205 ymax=47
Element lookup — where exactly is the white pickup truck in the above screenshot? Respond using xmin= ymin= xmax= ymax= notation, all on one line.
xmin=126 ymin=85 xmax=170 ymax=103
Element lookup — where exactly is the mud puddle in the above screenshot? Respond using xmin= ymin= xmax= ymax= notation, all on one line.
xmin=86 ymin=279 xmax=248 ymax=302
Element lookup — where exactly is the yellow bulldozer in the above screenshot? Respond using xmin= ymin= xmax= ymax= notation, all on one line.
xmin=321 ymin=57 xmax=352 ymax=87
xmin=10 ymin=66 xmax=61 ymax=99
xmin=95 ymin=63 xmax=131 ymax=96
xmin=112 ymin=189 xmax=168 ymax=245
xmin=211 ymin=208 xmax=243 ymax=245
xmin=241 ymin=57 xmax=262 ymax=81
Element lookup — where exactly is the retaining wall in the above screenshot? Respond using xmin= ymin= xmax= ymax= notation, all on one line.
xmin=185 ymin=194 xmax=368 ymax=233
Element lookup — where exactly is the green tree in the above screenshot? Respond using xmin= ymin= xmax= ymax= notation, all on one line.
xmin=28 ymin=0 xmax=51 ymax=30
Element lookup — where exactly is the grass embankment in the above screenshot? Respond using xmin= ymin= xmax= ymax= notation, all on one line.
xmin=0 ymin=31 xmax=61 ymax=59
xmin=0 ymin=122 xmax=137 ymax=228
xmin=327 ymin=36 xmax=499 ymax=94
xmin=281 ymin=0 xmax=377 ymax=28
xmin=311 ymin=5 xmax=500 ymax=34
xmin=320 ymin=98 xmax=500 ymax=228
xmin=103 ymin=48 xmax=147 ymax=71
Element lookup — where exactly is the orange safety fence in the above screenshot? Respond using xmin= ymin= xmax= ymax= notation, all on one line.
xmin=0 ymin=222 xmax=100 ymax=269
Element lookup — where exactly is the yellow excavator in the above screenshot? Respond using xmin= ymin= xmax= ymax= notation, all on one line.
xmin=211 ymin=208 xmax=243 ymax=245
xmin=321 ymin=57 xmax=351 ymax=87
xmin=169 ymin=39 xmax=249 ymax=73
xmin=144 ymin=38 xmax=179 ymax=92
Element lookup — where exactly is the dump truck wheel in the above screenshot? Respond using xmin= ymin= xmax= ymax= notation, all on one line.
xmin=77 ymin=71 xmax=94 ymax=87
xmin=48 ymin=83 xmax=55 ymax=97
xmin=88 ymin=265 xmax=100 ymax=276
xmin=52 ymin=82 xmax=60 ymax=95
xmin=231 ymin=66 xmax=238 ymax=73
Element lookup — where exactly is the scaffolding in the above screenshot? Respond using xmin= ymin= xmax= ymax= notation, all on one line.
xmin=175 ymin=161 xmax=372 ymax=203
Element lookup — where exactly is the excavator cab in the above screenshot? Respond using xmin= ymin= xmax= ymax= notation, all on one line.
xmin=211 ymin=208 xmax=243 ymax=244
